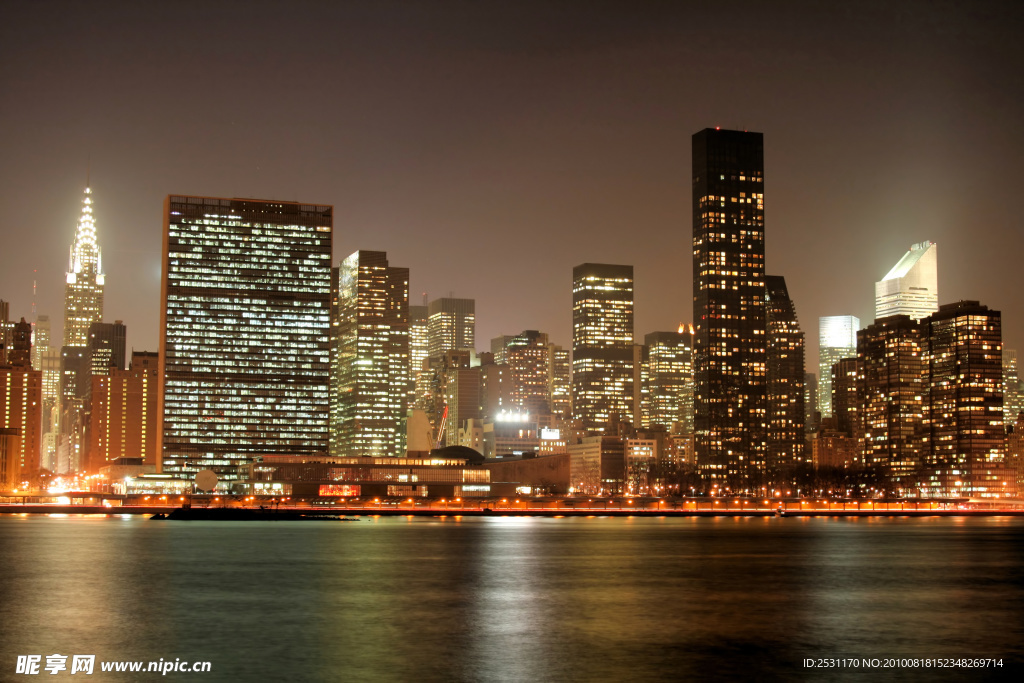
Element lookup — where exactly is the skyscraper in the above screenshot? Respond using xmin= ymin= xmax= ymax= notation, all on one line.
xmin=857 ymin=315 xmax=924 ymax=487
xmin=86 ymin=351 xmax=159 ymax=473
xmin=572 ymin=263 xmax=634 ymax=434
xmin=408 ymin=304 xmax=430 ymax=408
xmin=765 ymin=276 xmax=807 ymax=467
xmin=818 ymin=315 xmax=860 ymax=418
xmin=692 ymin=128 xmax=766 ymax=484
xmin=642 ymin=329 xmax=694 ymax=433
xmin=920 ymin=301 xmax=1009 ymax=497
xmin=63 ymin=187 xmax=105 ymax=347
xmin=1004 ymin=349 xmax=1022 ymax=425
xmin=427 ymin=297 xmax=475 ymax=359
xmin=331 ymin=250 xmax=410 ymax=458
xmin=87 ymin=320 xmax=126 ymax=376
xmin=505 ymin=330 xmax=552 ymax=415
xmin=0 ymin=323 xmax=42 ymax=482
xmin=875 ymin=241 xmax=938 ymax=321
xmin=159 ymin=196 xmax=332 ymax=483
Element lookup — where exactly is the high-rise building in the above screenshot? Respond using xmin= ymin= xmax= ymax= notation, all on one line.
xmin=505 ymin=330 xmax=552 ymax=415
xmin=875 ymin=241 xmax=938 ymax=322
xmin=85 ymin=351 xmax=159 ymax=473
xmin=427 ymin=298 xmax=475 ymax=359
xmin=831 ymin=357 xmax=859 ymax=438
xmin=642 ymin=329 xmax=694 ymax=433
xmin=409 ymin=305 xmax=430 ymax=408
xmin=159 ymin=196 xmax=332 ymax=483
xmin=63 ymin=187 xmax=105 ymax=347
xmin=803 ymin=372 xmax=818 ymax=435
xmin=765 ymin=276 xmax=807 ymax=467
xmin=920 ymin=302 xmax=1010 ymax=497
xmin=818 ymin=315 xmax=860 ymax=418
xmin=331 ymin=250 xmax=410 ymax=458
xmin=1004 ymin=349 xmax=1022 ymax=425
xmin=572 ymin=263 xmax=634 ymax=434
xmin=0 ymin=325 xmax=42 ymax=482
xmin=87 ymin=321 xmax=126 ymax=375
xmin=32 ymin=314 xmax=51 ymax=371
xmin=490 ymin=335 xmax=516 ymax=365
xmin=691 ymin=128 xmax=767 ymax=484
xmin=0 ymin=299 xmax=10 ymax=363
xmin=547 ymin=344 xmax=571 ymax=419
xmin=857 ymin=315 xmax=924 ymax=487
xmin=57 ymin=346 xmax=89 ymax=473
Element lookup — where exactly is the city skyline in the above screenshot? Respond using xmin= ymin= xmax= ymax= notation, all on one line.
xmin=1 ymin=1 xmax=1022 ymax=365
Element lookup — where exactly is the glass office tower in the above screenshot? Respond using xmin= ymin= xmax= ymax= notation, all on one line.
xmin=572 ymin=262 xmax=634 ymax=434
xmin=159 ymin=196 xmax=332 ymax=482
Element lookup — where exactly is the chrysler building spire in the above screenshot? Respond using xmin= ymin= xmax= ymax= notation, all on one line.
xmin=63 ymin=186 xmax=105 ymax=346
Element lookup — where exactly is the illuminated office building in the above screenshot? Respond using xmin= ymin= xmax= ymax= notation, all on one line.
xmin=0 ymin=328 xmax=42 ymax=481
xmin=765 ymin=276 xmax=807 ymax=467
xmin=857 ymin=315 xmax=924 ymax=486
xmin=86 ymin=351 xmax=159 ymax=473
xmin=160 ymin=196 xmax=332 ymax=482
xmin=692 ymin=128 xmax=767 ymax=483
xmin=427 ymin=298 xmax=475 ymax=359
xmin=1004 ymin=349 xmax=1022 ymax=425
xmin=409 ymin=305 xmax=430 ymax=408
xmin=331 ymin=250 xmax=410 ymax=458
xmin=57 ymin=346 xmax=89 ymax=473
xmin=547 ymin=344 xmax=571 ymax=419
xmin=920 ymin=302 xmax=1010 ymax=497
xmin=642 ymin=328 xmax=694 ymax=433
xmin=505 ymin=330 xmax=552 ymax=415
xmin=818 ymin=315 xmax=859 ymax=418
xmin=875 ymin=241 xmax=938 ymax=322
xmin=572 ymin=263 xmax=634 ymax=434
xmin=63 ymin=187 xmax=105 ymax=347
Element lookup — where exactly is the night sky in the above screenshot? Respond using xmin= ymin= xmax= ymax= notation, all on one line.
xmin=2 ymin=0 xmax=1022 ymax=366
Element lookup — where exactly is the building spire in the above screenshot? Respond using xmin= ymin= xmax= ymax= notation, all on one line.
xmin=70 ymin=186 xmax=102 ymax=276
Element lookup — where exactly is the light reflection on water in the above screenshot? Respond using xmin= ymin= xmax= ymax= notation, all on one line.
xmin=1 ymin=515 xmax=1022 ymax=681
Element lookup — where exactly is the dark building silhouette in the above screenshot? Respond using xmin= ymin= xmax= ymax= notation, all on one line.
xmin=765 ymin=275 xmax=807 ymax=467
xmin=692 ymin=128 xmax=767 ymax=485
xmin=87 ymin=321 xmax=126 ymax=375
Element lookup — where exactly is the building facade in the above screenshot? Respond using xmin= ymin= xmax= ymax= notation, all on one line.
xmin=641 ymin=329 xmax=694 ymax=433
xmin=427 ymin=298 xmax=475 ymax=359
xmin=86 ymin=351 xmax=159 ymax=473
xmin=875 ymin=241 xmax=938 ymax=321
xmin=63 ymin=187 xmax=105 ymax=347
xmin=331 ymin=250 xmax=410 ymax=458
xmin=159 ymin=196 xmax=332 ymax=483
xmin=818 ymin=315 xmax=859 ymax=418
xmin=572 ymin=263 xmax=634 ymax=434
xmin=692 ymin=128 xmax=767 ymax=485
xmin=857 ymin=315 xmax=925 ymax=488
xmin=765 ymin=276 xmax=807 ymax=468
xmin=920 ymin=302 xmax=1010 ymax=497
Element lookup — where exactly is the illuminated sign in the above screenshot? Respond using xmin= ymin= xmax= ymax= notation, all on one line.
xmin=540 ymin=428 xmax=561 ymax=440
xmin=319 ymin=484 xmax=361 ymax=497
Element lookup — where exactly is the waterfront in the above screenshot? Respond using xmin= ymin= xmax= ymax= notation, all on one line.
xmin=1 ymin=515 xmax=1022 ymax=681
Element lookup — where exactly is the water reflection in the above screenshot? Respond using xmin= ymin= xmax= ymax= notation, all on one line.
xmin=0 ymin=515 xmax=1022 ymax=681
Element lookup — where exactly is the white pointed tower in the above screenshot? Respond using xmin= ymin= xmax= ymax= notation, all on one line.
xmin=62 ymin=187 xmax=105 ymax=346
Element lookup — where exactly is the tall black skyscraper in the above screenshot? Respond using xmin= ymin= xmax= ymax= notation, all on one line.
xmin=765 ymin=275 xmax=807 ymax=468
xmin=692 ymin=128 xmax=766 ymax=486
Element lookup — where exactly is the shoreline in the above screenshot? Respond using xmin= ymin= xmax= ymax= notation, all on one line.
xmin=3 ymin=504 xmax=1024 ymax=518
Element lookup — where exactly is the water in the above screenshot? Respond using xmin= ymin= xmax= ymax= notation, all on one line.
xmin=1 ymin=514 xmax=1022 ymax=681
